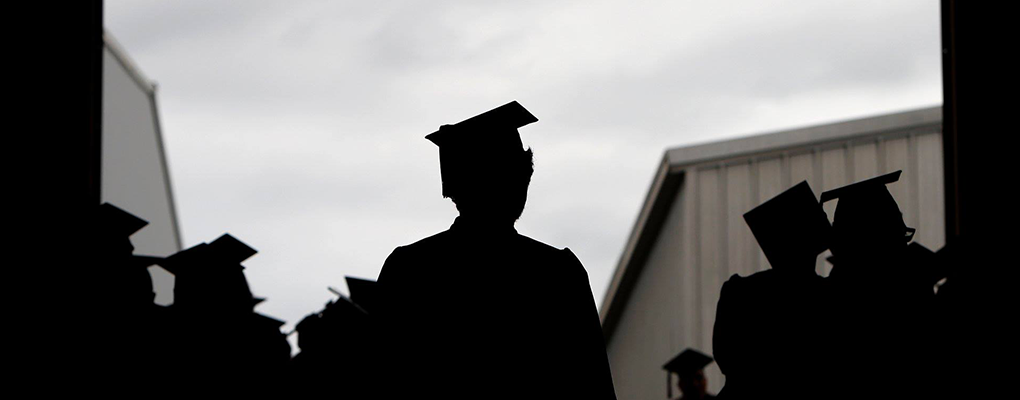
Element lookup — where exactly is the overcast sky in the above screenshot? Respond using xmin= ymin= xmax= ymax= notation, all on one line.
xmin=105 ymin=0 xmax=942 ymax=332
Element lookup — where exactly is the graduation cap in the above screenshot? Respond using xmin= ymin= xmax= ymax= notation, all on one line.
xmin=820 ymin=170 xmax=902 ymax=204
xmin=97 ymin=203 xmax=148 ymax=237
xmin=425 ymin=101 xmax=538 ymax=198
xmin=743 ymin=181 xmax=831 ymax=268
xmin=209 ymin=233 xmax=258 ymax=264
xmin=820 ymin=170 xmax=913 ymax=241
xmin=158 ymin=243 xmax=206 ymax=275
xmin=345 ymin=276 xmax=378 ymax=313
xmin=92 ymin=203 xmax=168 ymax=273
xmin=663 ymin=349 xmax=714 ymax=398
xmin=158 ymin=234 xmax=258 ymax=311
xmin=159 ymin=234 xmax=257 ymax=275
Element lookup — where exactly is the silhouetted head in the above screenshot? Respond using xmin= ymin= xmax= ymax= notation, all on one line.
xmin=447 ymin=146 xmax=534 ymax=223
xmin=677 ymin=369 xmax=708 ymax=399
xmin=744 ymin=181 xmax=830 ymax=273
xmin=426 ymin=101 xmax=539 ymax=225
xmin=663 ymin=349 xmax=714 ymax=399
xmin=821 ymin=171 xmax=912 ymax=262
xmin=93 ymin=203 xmax=159 ymax=308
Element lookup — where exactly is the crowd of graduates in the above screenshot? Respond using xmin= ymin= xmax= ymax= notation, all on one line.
xmin=92 ymin=202 xmax=386 ymax=391
xmin=91 ymin=161 xmax=980 ymax=399
xmin=664 ymin=170 xmax=984 ymax=400
xmin=94 ymin=167 xmax=982 ymax=398
xmin=92 ymin=204 xmax=290 ymax=380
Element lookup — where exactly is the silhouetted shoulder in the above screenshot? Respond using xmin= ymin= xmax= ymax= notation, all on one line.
xmin=377 ymin=230 xmax=454 ymax=283
xmin=518 ymin=234 xmax=588 ymax=273
xmin=720 ymin=273 xmax=747 ymax=291
xmin=558 ymin=247 xmax=586 ymax=271
xmin=517 ymin=233 xmax=565 ymax=254
xmin=399 ymin=229 xmax=456 ymax=253
xmin=718 ymin=272 xmax=777 ymax=306
xmin=739 ymin=269 xmax=778 ymax=285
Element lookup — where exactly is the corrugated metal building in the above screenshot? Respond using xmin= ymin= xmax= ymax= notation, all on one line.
xmin=102 ymin=31 xmax=181 ymax=305
xmin=600 ymin=106 xmax=944 ymax=400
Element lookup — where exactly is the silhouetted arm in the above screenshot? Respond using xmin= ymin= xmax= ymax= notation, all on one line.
xmin=561 ymin=248 xmax=618 ymax=400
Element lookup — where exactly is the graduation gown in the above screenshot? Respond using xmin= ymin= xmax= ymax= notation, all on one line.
xmin=377 ymin=217 xmax=617 ymax=399
xmin=713 ymin=269 xmax=826 ymax=399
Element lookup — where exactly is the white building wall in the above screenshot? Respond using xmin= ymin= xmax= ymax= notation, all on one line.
xmin=606 ymin=177 xmax=693 ymax=400
xmin=606 ymin=111 xmax=943 ymax=400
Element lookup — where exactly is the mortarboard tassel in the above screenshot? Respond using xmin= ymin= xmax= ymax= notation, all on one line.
xmin=667 ymin=372 xmax=672 ymax=399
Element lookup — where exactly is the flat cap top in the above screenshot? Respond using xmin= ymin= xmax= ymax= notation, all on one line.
xmin=744 ymin=180 xmax=821 ymax=226
xmin=663 ymin=348 xmax=714 ymax=374
xmin=424 ymin=101 xmax=538 ymax=198
xmin=820 ymin=170 xmax=902 ymax=203
xmin=98 ymin=203 xmax=149 ymax=237
xmin=425 ymin=101 xmax=537 ymax=146
xmin=744 ymin=180 xmax=831 ymax=265
xmin=209 ymin=233 xmax=258 ymax=264
xmin=158 ymin=233 xmax=257 ymax=275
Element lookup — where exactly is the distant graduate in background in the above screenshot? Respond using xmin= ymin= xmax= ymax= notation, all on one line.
xmin=159 ymin=233 xmax=291 ymax=379
xmin=662 ymin=349 xmax=716 ymax=400
xmin=377 ymin=101 xmax=617 ymax=399
xmin=290 ymin=276 xmax=378 ymax=396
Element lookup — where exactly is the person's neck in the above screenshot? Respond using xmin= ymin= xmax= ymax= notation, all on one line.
xmin=452 ymin=215 xmax=516 ymax=235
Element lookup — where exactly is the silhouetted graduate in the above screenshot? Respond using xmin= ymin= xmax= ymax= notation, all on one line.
xmin=377 ymin=101 xmax=617 ymax=399
xmin=290 ymin=288 xmax=378 ymax=395
xmin=92 ymin=203 xmax=163 ymax=310
xmin=821 ymin=171 xmax=931 ymax=304
xmin=712 ymin=181 xmax=830 ymax=399
xmin=663 ymin=349 xmax=716 ymax=400
xmin=822 ymin=171 xmax=916 ymax=281
xmin=160 ymin=234 xmax=290 ymax=378
xmin=91 ymin=203 xmax=173 ymax=378
xmin=820 ymin=170 xmax=935 ymax=398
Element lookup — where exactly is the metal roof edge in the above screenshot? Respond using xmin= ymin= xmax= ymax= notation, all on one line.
xmin=147 ymin=92 xmax=184 ymax=251
xmin=666 ymin=105 xmax=942 ymax=169
xmin=103 ymin=30 xmax=156 ymax=95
